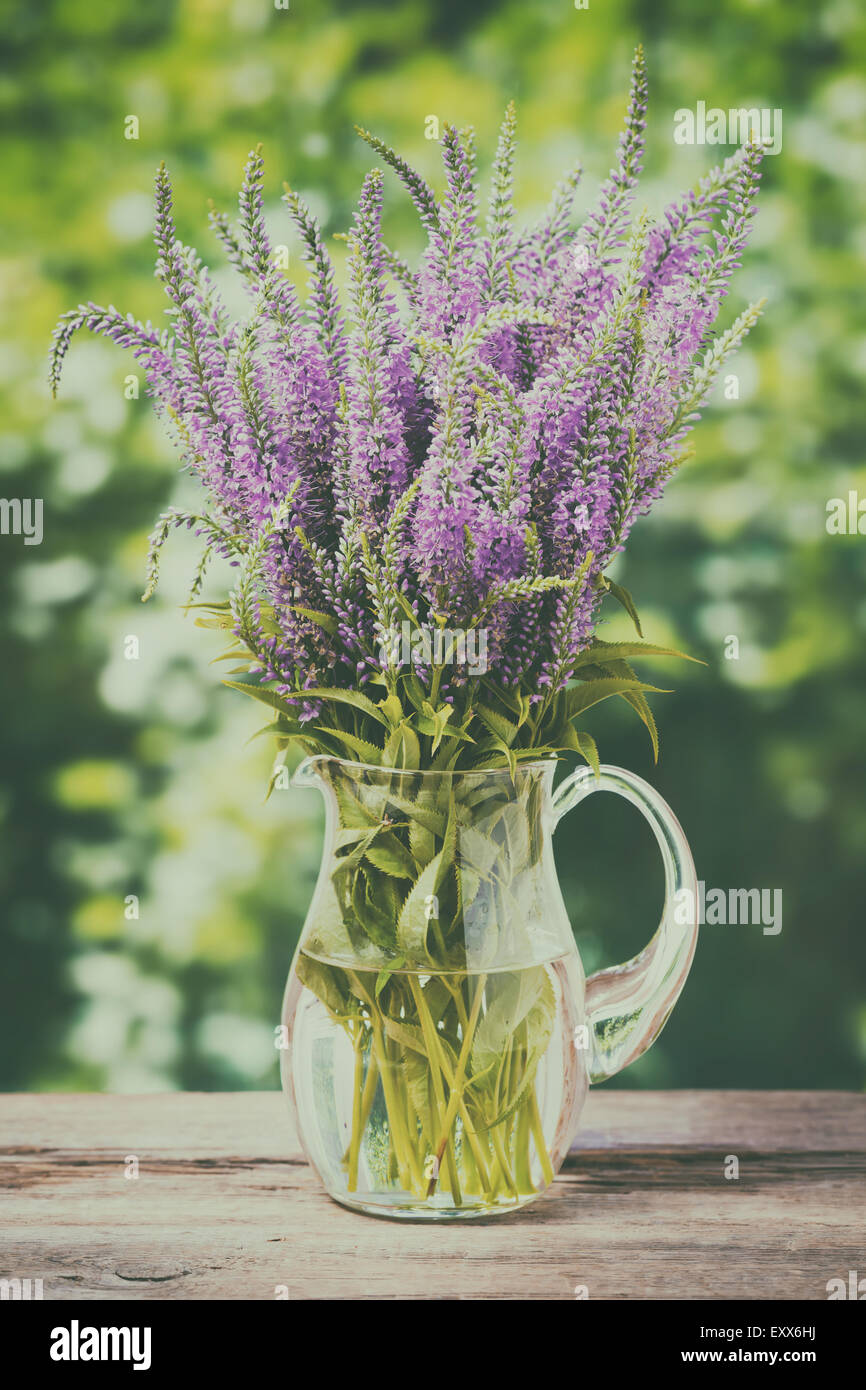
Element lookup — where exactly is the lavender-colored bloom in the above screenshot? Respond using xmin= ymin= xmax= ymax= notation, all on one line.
xmin=343 ymin=171 xmax=415 ymax=533
xmin=50 ymin=48 xmax=764 ymax=710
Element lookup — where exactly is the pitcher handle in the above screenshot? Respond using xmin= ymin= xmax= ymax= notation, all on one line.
xmin=551 ymin=763 xmax=699 ymax=1084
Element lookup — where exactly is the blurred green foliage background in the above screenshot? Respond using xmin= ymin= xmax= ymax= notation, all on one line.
xmin=1 ymin=0 xmax=864 ymax=1094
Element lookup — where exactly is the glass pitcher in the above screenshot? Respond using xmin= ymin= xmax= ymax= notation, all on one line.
xmin=281 ymin=757 xmax=698 ymax=1220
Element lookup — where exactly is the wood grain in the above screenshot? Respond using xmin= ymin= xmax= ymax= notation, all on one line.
xmin=1 ymin=1090 xmax=863 ymax=1301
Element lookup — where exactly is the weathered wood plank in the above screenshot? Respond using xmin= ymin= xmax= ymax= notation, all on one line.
xmin=1 ymin=1091 xmax=863 ymax=1301
xmin=3 ymin=1089 xmax=862 ymax=1154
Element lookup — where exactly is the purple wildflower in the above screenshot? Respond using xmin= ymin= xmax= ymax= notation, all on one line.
xmin=50 ymin=47 xmax=764 ymax=716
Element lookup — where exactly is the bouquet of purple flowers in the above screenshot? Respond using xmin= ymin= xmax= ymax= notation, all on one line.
xmin=51 ymin=45 xmax=763 ymax=783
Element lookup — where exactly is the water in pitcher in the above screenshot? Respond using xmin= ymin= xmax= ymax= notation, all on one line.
xmin=282 ymin=951 xmax=587 ymax=1219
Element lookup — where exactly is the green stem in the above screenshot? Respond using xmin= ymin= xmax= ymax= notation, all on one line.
xmin=514 ymin=1093 xmax=535 ymax=1195
xmin=464 ymin=1117 xmax=493 ymax=1194
xmin=340 ymin=1028 xmax=379 ymax=1169
xmin=371 ymin=1019 xmax=417 ymax=1191
xmin=394 ymin=1063 xmax=426 ymax=1193
xmin=443 ymin=976 xmax=470 ymax=1033
xmin=347 ymin=1023 xmax=365 ymax=1192
xmin=491 ymin=1123 xmax=519 ymax=1197
xmin=347 ymin=970 xmax=425 ymax=1195
xmin=427 ymin=973 xmax=487 ymax=1197
xmin=500 ymin=1033 xmax=515 ymax=1111
xmin=461 ymin=1128 xmax=480 ymax=1194
xmin=409 ymin=977 xmax=462 ymax=1206
xmin=414 ymin=1013 xmax=493 ymax=1194
xmin=429 ymin=916 xmax=449 ymax=961
xmin=429 ymin=660 xmax=444 ymax=707
xmin=528 ymin=1086 xmax=555 ymax=1188
xmin=356 ymin=1043 xmax=379 ymax=1140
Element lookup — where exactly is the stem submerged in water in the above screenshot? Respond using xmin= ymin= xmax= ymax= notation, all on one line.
xmin=409 ymin=976 xmax=463 ymax=1205
xmin=426 ymin=972 xmax=487 ymax=1197
xmin=347 ymin=1024 xmax=365 ymax=1191
xmin=528 ymin=1087 xmax=555 ymax=1187
xmin=331 ymin=961 xmax=556 ymax=1209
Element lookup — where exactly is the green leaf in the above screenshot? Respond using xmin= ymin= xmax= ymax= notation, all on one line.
xmin=332 ymin=828 xmax=381 ymax=895
xmin=317 ymin=726 xmax=383 ymax=764
xmin=293 ymin=686 xmax=390 ymax=727
xmin=335 ymin=826 xmax=382 ymax=851
xmin=572 ymin=640 xmax=697 ymax=671
xmin=248 ymin=717 xmax=305 ymax=742
xmin=397 ymin=722 xmax=421 ymax=769
xmin=397 ymin=852 xmax=443 ymax=960
xmin=439 ymin=792 xmax=457 ymax=880
xmin=209 ymin=647 xmax=252 ymax=664
xmin=295 ymin=953 xmax=355 ymax=1020
xmin=510 ymin=975 xmax=557 ymax=1103
xmin=475 ymin=730 xmax=517 ymax=778
xmin=470 ymin=967 xmax=547 ymax=1076
xmin=603 ymin=578 xmax=643 ymax=636
xmin=196 ymin=615 xmax=234 ymax=630
xmin=403 ymin=1050 xmax=435 ymax=1137
xmin=413 ymin=712 xmax=475 ymax=744
xmin=468 ymin=968 xmax=556 ymax=1129
xmin=222 ymin=679 xmax=298 ymax=717
xmin=457 ymin=863 xmax=481 ymax=912
xmin=399 ymin=670 xmax=428 ymax=714
xmin=562 ymin=676 xmax=666 ymax=720
xmin=621 ymin=688 xmax=659 ymax=762
xmin=366 ymin=833 xmax=417 ymax=879
xmin=386 ymin=793 xmax=446 ymax=837
xmin=381 ymin=1015 xmax=428 ymax=1056
xmin=378 ymin=692 xmax=404 ymax=726
xmin=421 ymin=702 xmax=455 ymax=753
xmin=525 ymin=775 xmax=544 ymax=866
xmin=302 ymin=893 xmax=358 ymax=962
xmin=458 ymin=825 xmax=501 ymax=879
xmin=375 ymin=955 xmax=406 ymax=999
xmin=427 ymin=740 xmax=463 ymax=775
xmin=491 ymin=685 xmax=522 ymax=716
xmin=500 ymin=801 xmax=530 ymax=873
xmin=571 ymin=728 xmax=601 ymax=777
xmin=381 ymin=870 xmax=405 ymax=925
xmin=384 ymin=720 xmax=420 ymax=768
xmin=290 ymin=605 xmax=339 ymax=636
xmin=408 ymin=788 xmax=438 ymax=866
xmin=334 ymin=781 xmax=382 ymax=828
xmin=265 ymin=753 xmax=289 ymax=801
xmin=352 ymin=866 xmax=395 ymax=950
xmin=474 ymin=702 xmax=518 ymax=748
xmin=583 ymin=652 xmax=666 ymax=763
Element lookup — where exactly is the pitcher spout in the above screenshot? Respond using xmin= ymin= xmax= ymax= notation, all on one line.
xmin=291 ymin=755 xmax=332 ymax=791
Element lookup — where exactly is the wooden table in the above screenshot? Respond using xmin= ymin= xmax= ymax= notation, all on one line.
xmin=2 ymin=1091 xmax=863 ymax=1301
